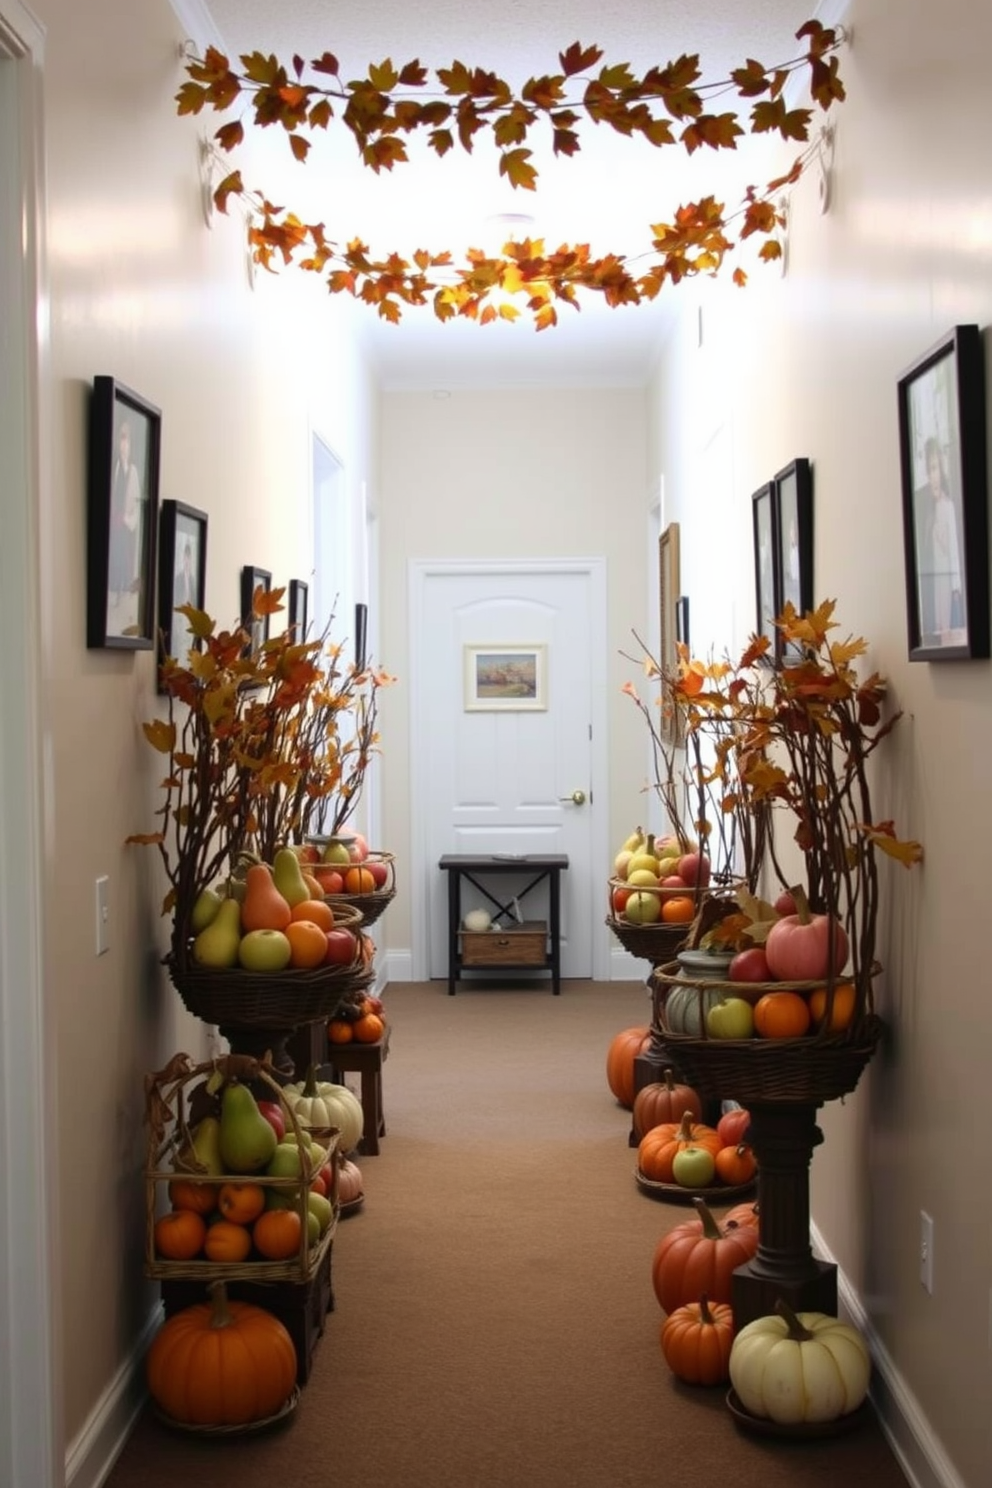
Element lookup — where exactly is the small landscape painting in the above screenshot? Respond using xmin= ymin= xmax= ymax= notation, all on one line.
xmin=464 ymin=645 xmax=547 ymax=711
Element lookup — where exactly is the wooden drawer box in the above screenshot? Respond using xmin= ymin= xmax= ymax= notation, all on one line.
xmin=460 ymin=921 xmax=548 ymax=967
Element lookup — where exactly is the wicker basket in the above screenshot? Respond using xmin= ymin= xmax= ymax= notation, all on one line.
xmin=330 ymin=850 xmax=397 ymax=927
xmin=166 ymin=903 xmax=372 ymax=1028
xmin=144 ymin=1052 xmax=341 ymax=1284
xmin=605 ymin=915 xmax=689 ymax=964
xmin=649 ymin=958 xmax=884 ymax=1104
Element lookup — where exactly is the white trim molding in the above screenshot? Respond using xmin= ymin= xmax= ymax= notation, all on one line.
xmin=64 ymin=1306 xmax=161 ymax=1488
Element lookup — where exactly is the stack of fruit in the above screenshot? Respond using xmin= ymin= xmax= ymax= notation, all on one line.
xmin=609 ymin=827 xmax=711 ymax=930
xmin=636 ymin=1104 xmax=756 ymax=1195
xmin=298 ymin=831 xmax=396 ymax=928
xmin=659 ymin=886 xmax=857 ymax=1043
xmin=188 ymin=846 xmax=367 ymax=975
xmin=147 ymin=1060 xmax=338 ymax=1278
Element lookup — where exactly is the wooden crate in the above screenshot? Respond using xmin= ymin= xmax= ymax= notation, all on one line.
xmin=460 ymin=920 xmax=547 ymax=967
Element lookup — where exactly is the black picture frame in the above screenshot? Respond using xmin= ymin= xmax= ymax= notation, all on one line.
xmin=86 ymin=376 xmax=161 ymax=650
xmin=773 ymin=457 xmax=813 ymax=660
xmin=751 ymin=481 xmax=778 ymax=658
xmin=158 ymin=501 xmax=207 ymax=675
xmin=675 ymin=595 xmax=690 ymax=650
xmin=898 ymin=324 xmax=989 ymax=661
xmin=289 ymin=579 xmax=309 ymax=639
xmin=354 ymin=601 xmax=368 ymax=670
xmin=240 ymin=565 xmax=272 ymax=656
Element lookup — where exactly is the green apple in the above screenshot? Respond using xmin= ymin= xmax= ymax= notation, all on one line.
xmin=672 ymin=1145 xmax=716 ymax=1188
xmin=237 ymin=927 xmax=292 ymax=972
xmin=705 ymin=996 xmax=756 ymax=1040
xmin=624 ymin=890 xmax=661 ymax=925
xmin=307 ymin=1190 xmax=334 ymax=1236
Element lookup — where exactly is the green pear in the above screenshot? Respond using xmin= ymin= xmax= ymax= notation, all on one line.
xmin=218 ymin=1080 xmax=279 ymax=1174
xmin=321 ymin=840 xmax=352 ymax=866
xmin=191 ymin=897 xmax=242 ymax=968
xmin=190 ymin=885 xmax=224 ymax=934
xmin=272 ymin=846 xmax=311 ymax=907
xmin=308 ymin=1190 xmax=334 ymax=1236
xmin=175 ymin=1114 xmax=224 ymax=1177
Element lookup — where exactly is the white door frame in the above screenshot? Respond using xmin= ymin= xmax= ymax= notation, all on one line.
xmin=408 ymin=557 xmax=611 ymax=984
xmin=0 ymin=4 xmax=62 ymax=1484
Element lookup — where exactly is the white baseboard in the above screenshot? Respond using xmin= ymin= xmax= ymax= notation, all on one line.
xmin=809 ymin=1223 xmax=966 ymax=1488
xmin=383 ymin=948 xmax=413 ymax=983
xmin=65 ymin=1302 xmax=161 ymax=1488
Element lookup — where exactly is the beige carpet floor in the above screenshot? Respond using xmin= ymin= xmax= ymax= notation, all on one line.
xmin=105 ymin=978 xmax=911 ymax=1488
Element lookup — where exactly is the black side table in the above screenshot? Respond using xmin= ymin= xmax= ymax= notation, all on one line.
xmin=438 ymin=854 xmax=569 ymax=995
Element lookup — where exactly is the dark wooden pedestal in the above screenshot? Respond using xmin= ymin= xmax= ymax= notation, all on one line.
xmin=160 ymin=1241 xmax=334 ymax=1385
xmin=730 ymin=1102 xmax=837 ymax=1331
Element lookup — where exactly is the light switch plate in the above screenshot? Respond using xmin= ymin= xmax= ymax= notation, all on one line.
xmin=95 ymin=876 xmax=109 ymax=956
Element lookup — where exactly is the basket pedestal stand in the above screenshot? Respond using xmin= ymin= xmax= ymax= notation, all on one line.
xmin=730 ymin=1102 xmax=837 ymax=1331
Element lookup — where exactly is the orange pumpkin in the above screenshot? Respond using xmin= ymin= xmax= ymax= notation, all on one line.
xmin=651 ymin=1197 xmax=759 ymax=1313
xmin=327 ymin=1019 xmax=355 ymax=1044
xmin=605 ymin=1026 xmax=652 ymax=1110
xmin=631 ymin=1069 xmax=702 ymax=1141
xmin=714 ymin=1142 xmax=758 ymax=1187
xmin=146 ymin=1280 xmax=297 ymax=1426
xmin=217 ymin=1182 xmax=267 ymax=1226
xmin=723 ymin=1199 xmax=759 ymax=1229
xmin=337 ymin=1157 xmax=364 ymax=1206
xmin=154 ymin=1209 xmax=206 ymax=1261
xmin=660 ymin=1293 xmax=734 ymax=1385
xmin=638 ymin=1111 xmax=721 ymax=1184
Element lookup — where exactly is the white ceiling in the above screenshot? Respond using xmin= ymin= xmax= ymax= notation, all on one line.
xmin=194 ymin=1 xmax=830 ymax=388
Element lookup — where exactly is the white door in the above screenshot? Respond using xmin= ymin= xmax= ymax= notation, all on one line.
xmin=410 ymin=559 xmax=609 ymax=982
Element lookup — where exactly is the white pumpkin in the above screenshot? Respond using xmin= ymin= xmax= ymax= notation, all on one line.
xmin=463 ymin=908 xmax=491 ymax=932
xmin=281 ymin=1066 xmax=365 ymax=1153
xmin=729 ymin=1302 xmax=871 ymax=1424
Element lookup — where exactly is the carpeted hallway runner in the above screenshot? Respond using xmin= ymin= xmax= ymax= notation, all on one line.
xmin=106 ymin=979 xmax=910 ymax=1488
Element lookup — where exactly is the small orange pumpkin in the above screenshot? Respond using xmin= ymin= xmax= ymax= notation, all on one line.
xmin=723 ymin=1199 xmax=759 ymax=1229
xmin=632 ymin=1069 xmax=702 ymax=1141
xmin=327 ymin=1019 xmax=355 ymax=1044
xmin=146 ymin=1280 xmax=297 ymax=1426
xmin=605 ymin=1026 xmax=652 ymax=1110
xmin=337 ymin=1156 xmax=364 ymax=1206
xmin=167 ymin=1178 xmax=217 ymax=1216
xmin=638 ymin=1111 xmax=721 ymax=1184
xmin=154 ymin=1209 xmax=206 ymax=1261
xmin=203 ymin=1219 xmax=252 ymax=1264
xmin=352 ymin=1011 xmax=384 ymax=1043
xmin=661 ymin=1293 xmax=734 ymax=1385
xmin=252 ymin=1208 xmax=303 ymax=1261
xmin=218 ymin=1182 xmax=267 ymax=1226
xmin=714 ymin=1142 xmax=758 ymax=1187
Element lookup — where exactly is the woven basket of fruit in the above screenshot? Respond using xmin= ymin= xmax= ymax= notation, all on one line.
xmin=144 ymin=1052 xmax=341 ymax=1284
xmin=330 ymin=850 xmax=397 ymax=927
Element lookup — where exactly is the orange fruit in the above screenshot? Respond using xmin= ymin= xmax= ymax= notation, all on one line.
xmin=290 ymin=898 xmax=335 ymax=932
xmin=352 ymin=1012 xmax=384 ymax=1043
xmin=661 ymin=895 xmax=695 ymax=924
xmin=203 ymin=1218 xmax=253 ymax=1263
xmin=808 ymin=981 xmax=856 ymax=1032
xmin=217 ymin=1182 xmax=267 ymax=1225
xmin=285 ymin=919 xmax=330 ymax=968
xmin=167 ymin=1178 xmax=217 ymax=1215
xmin=327 ymin=1019 xmax=355 ymax=1044
xmin=344 ymin=865 xmax=375 ymax=895
xmin=154 ymin=1209 xmax=206 ymax=1261
xmin=253 ymin=1209 xmax=303 ymax=1261
xmin=753 ymin=991 xmax=811 ymax=1039
xmin=301 ymin=872 xmax=324 ymax=899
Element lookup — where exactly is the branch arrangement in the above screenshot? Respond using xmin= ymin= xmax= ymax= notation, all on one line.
xmin=176 ymin=19 xmax=846 ymax=327
xmin=127 ymin=587 xmax=394 ymax=958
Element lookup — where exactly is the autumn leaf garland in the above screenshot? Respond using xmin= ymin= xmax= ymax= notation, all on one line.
xmin=177 ymin=19 xmax=846 ymax=327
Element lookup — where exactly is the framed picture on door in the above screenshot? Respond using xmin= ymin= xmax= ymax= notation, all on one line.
xmin=464 ymin=645 xmax=547 ymax=711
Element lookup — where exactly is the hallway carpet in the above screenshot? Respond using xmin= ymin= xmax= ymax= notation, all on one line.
xmin=106 ymin=979 xmax=910 ymax=1488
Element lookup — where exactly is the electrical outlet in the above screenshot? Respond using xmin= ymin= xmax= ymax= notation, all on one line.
xmin=95 ymin=876 xmax=109 ymax=956
xmin=919 ymin=1210 xmax=934 ymax=1294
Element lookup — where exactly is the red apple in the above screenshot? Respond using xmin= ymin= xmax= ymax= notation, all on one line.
xmin=294 ymin=844 xmax=321 ymax=866
xmin=728 ymin=947 xmax=771 ymax=983
xmin=323 ymin=928 xmax=358 ymax=966
xmin=347 ymin=833 xmax=369 ymax=863
xmin=774 ymin=889 xmax=798 ymax=917
xmin=661 ymin=874 xmax=688 ymax=889
xmin=313 ymin=866 xmax=345 ymax=895
xmin=366 ymin=859 xmax=389 ymax=888
xmin=257 ymin=1100 xmax=286 ymax=1143
xmin=611 ymin=885 xmax=631 ymax=915
xmin=677 ymin=852 xmax=711 ymax=887
xmin=717 ymin=1106 xmax=751 ymax=1147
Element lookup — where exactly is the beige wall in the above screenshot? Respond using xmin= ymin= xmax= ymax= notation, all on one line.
xmin=377 ymin=387 xmax=651 ymax=959
xmin=33 ymin=0 xmax=377 ymax=1450
xmin=647 ymin=3 xmax=992 ymax=1483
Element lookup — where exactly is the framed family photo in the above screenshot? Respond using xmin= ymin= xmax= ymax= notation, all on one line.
xmin=774 ymin=457 xmax=813 ymax=660
xmin=751 ymin=481 xmax=778 ymax=658
xmin=86 ymin=376 xmax=161 ymax=650
xmin=464 ymin=645 xmax=547 ymax=711
xmin=158 ymin=501 xmax=207 ymax=674
xmin=898 ymin=324 xmax=989 ymax=662
xmin=288 ymin=578 xmax=309 ymax=640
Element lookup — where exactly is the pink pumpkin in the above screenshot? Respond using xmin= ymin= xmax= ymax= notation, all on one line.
xmin=765 ymin=911 xmax=849 ymax=982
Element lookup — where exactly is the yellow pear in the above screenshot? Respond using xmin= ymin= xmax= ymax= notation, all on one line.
xmin=272 ymin=847 xmax=311 ymax=907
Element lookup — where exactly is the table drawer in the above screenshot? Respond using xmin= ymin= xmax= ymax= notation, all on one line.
xmin=461 ymin=921 xmax=547 ymax=966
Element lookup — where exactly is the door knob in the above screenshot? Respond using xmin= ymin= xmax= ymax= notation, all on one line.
xmin=559 ymin=789 xmax=586 ymax=806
